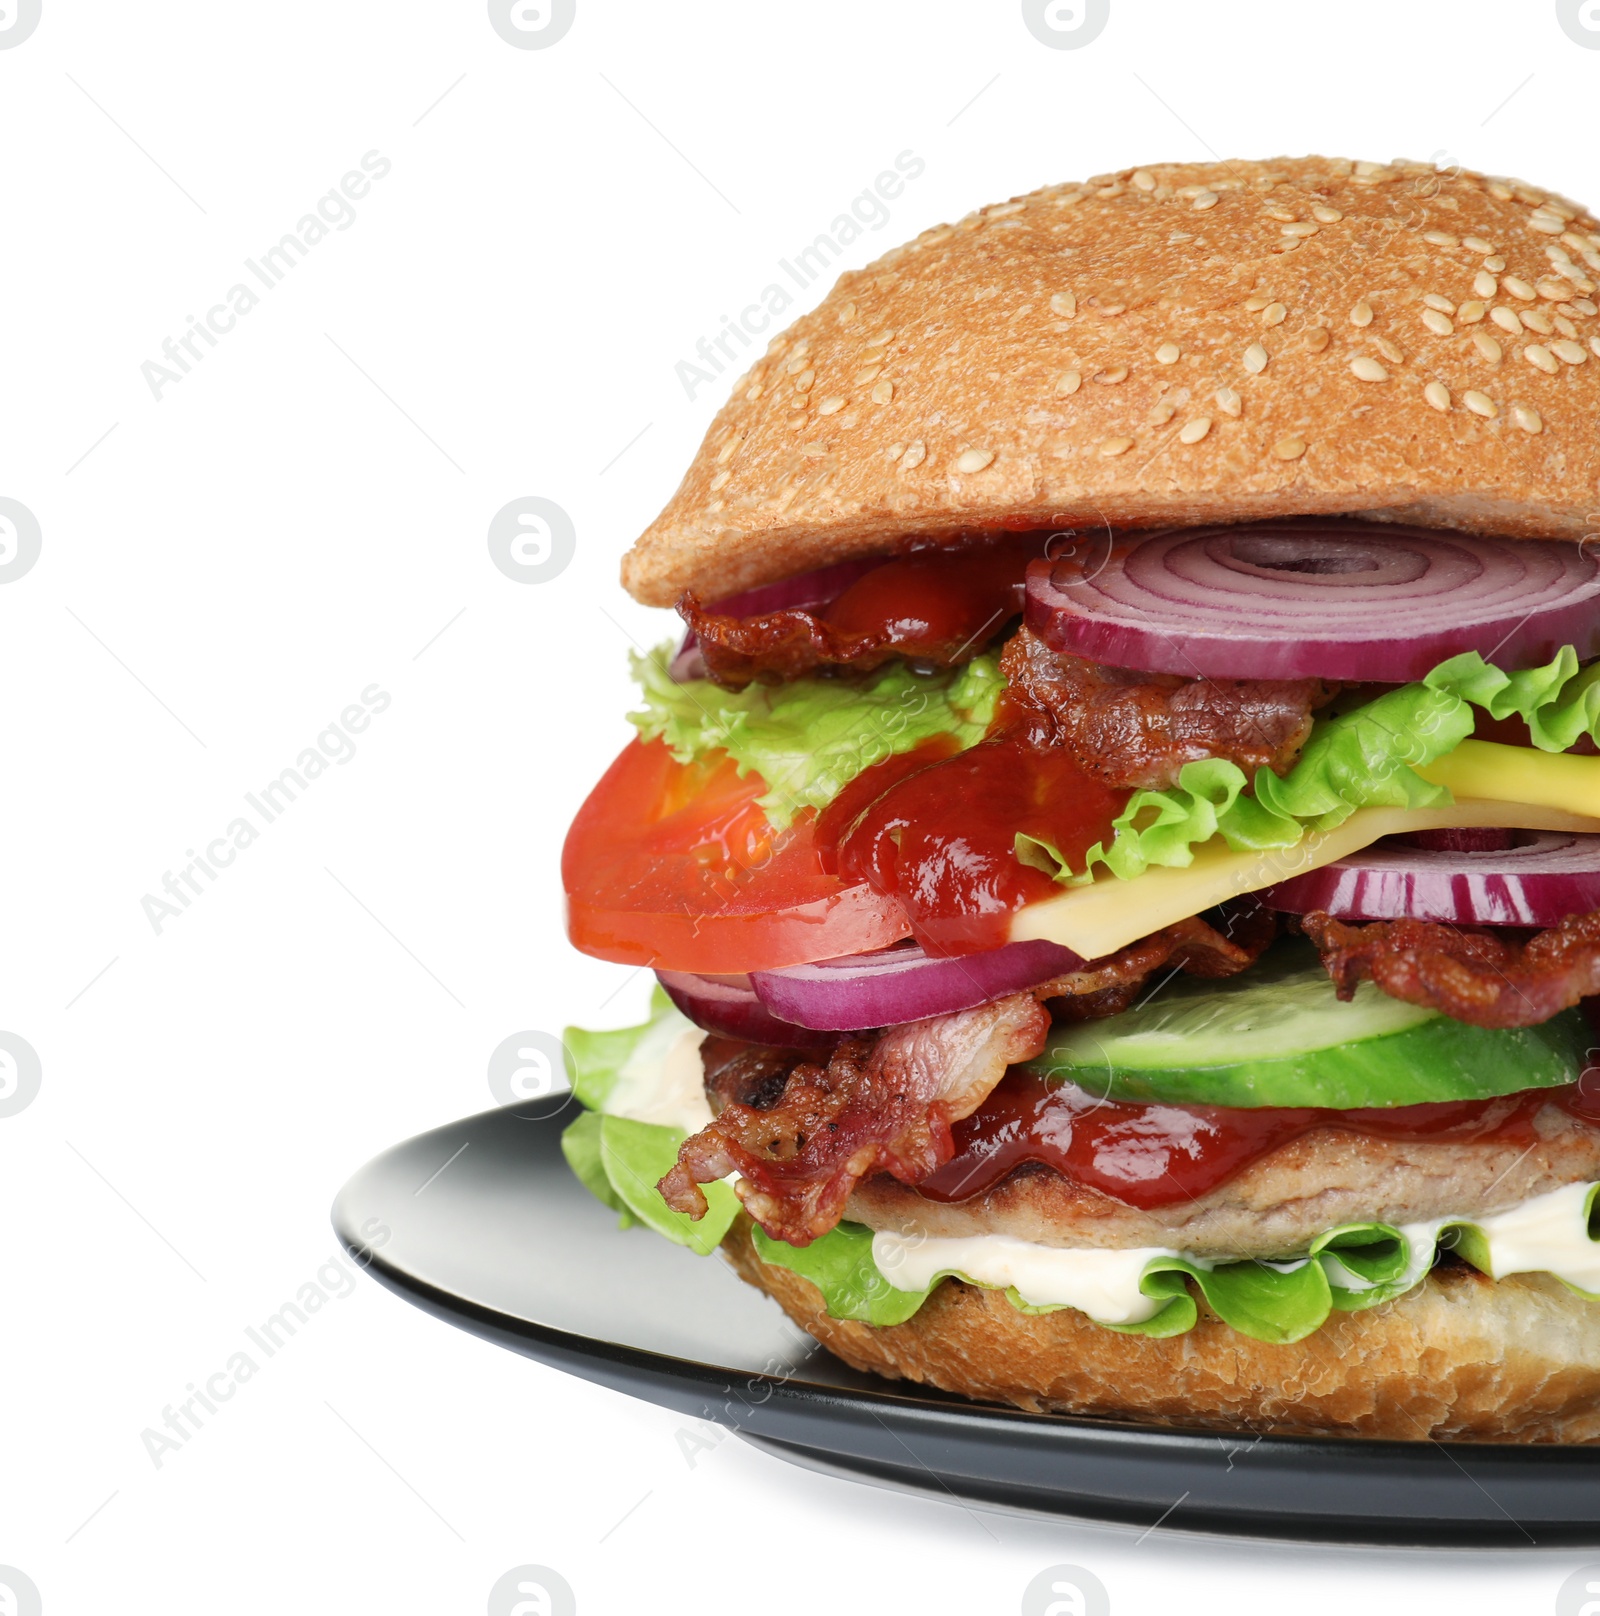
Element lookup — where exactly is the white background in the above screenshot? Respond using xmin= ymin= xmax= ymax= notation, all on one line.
xmin=4 ymin=1 xmax=1600 ymax=1611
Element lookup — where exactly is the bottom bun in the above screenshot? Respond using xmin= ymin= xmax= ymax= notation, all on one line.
xmin=722 ymin=1218 xmax=1600 ymax=1442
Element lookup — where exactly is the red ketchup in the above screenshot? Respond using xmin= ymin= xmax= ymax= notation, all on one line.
xmin=915 ymin=1069 xmax=1600 ymax=1210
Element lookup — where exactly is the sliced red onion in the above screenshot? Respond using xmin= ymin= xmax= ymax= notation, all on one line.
xmin=1026 ymin=520 xmax=1600 ymax=680
xmin=669 ymin=557 xmax=889 ymax=682
xmin=1264 ymin=831 xmax=1600 ymax=927
xmin=655 ymin=970 xmax=829 ymax=1047
xmin=749 ymin=938 xmax=1084 ymax=1031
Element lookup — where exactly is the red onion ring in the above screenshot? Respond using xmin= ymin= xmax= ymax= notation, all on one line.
xmin=749 ymin=938 xmax=1083 ymax=1031
xmin=654 ymin=970 xmax=832 ymax=1047
xmin=1026 ymin=520 xmax=1600 ymax=680
xmin=1263 ymin=831 xmax=1600 ymax=927
xmin=669 ymin=557 xmax=889 ymax=681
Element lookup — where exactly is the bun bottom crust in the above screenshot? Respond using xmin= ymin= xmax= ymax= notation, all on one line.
xmin=722 ymin=1220 xmax=1600 ymax=1442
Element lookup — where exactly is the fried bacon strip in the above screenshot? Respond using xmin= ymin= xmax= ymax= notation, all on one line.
xmin=1302 ymin=908 xmax=1600 ymax=1029
xmin=660 ymin=909 xmax=1275 ymax=1245
xmin=1001 ymin=626 xmax=1335 ymax=789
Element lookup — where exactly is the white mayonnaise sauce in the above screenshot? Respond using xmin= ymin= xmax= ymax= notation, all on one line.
xmin=603 ymin=1012 xmax=712 ymax=1133
xmin=872 ymin=1180 xmax=1600 ymax=1322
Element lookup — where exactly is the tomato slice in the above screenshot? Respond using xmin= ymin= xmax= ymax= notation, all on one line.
xmin=562 ymin=738 xmax=912 ymax=972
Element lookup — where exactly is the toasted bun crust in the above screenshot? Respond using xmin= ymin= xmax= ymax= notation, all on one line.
xmin=625 ymin=158 xmax=1600 ymax=606
xmin=723 ymin=1220 xmax=1600 ymax=1442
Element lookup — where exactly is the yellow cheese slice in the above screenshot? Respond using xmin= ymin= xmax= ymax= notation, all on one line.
xmin=1009 ymin=796 xmax=1600 ymax=960
xmin=1416 ymin=739 xmax=1600 ymax=819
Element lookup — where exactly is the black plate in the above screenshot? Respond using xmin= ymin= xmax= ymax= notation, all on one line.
xmin=332 ymin=1102 xmax=1600 ymax=1546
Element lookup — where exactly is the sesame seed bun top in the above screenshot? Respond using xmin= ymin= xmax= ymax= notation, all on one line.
xmin=621 ymin=156 xmax=1600 ymax=607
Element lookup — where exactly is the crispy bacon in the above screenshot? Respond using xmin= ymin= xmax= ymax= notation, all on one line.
xmin=659 ymin=992 xmax=1051 ymax=1245
xmin=680 ymin=594 xmax=911 ymax=688
xmin=1000 ymin=625 xmax=1335 ymax=789
xmin=1302 ymin=908 xmax=1600 ymax=1029
xmin=660 ymin=909 xmax=1274 ymax=1244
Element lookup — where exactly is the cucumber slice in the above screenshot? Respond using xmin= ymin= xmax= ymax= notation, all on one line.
xmin=1028 ymin=943 xmax=1588 ymax=1108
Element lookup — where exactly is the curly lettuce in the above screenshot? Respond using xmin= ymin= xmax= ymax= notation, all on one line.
xmin=750 ymin=1188 xmax=1600 ymax=1344
xmin=1020 ymin=645 xmax=1600 ymax=885
xmin=629 ymin=644 xmax=1002 ymax=827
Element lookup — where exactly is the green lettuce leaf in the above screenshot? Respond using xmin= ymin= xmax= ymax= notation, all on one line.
xmin=560 ymin=989 xmax=740 ymax=1252
xmin=745 ymin=1200 xmax=1600 ymax=1344
xmin=628 ymin=643 xmax=1002 ymax=828
xmin=1028 ymin=645 xmax=1600 ymax=885
xmin=598 ymin=1113 xmax=739 ymax=1255
xmin=564 ymin=984 xmax=677 ymax=1112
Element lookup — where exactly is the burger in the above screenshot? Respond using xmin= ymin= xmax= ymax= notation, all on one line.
xmin=558 ymin=156 xmax=1600 ymax=1442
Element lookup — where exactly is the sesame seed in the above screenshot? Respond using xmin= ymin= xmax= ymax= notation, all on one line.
xmin=794 ymin=369 xmax=816 ymax=391
xmin=1282 ymin=221 xmax=1319 ymax=237
xmin=871 ymin=379 xmax=895 ymax=404
xmin=1356 ymin=160 xmax=1385 ymax=177
xmin=1491 ymin=307 xmax=1523 ymax=334
xmin=860 ymin=346 xmax=887 ymax=364
xmin=1272 ymin=436 xmax=1308 ymax=460
xmin=1050 ymin=291 xmax=1077 ymax=317
xmin=1375 ymin=337 xmax=1405 ymax=364
xmin=814 ymin=394 xmax=844 ymax=415
xmin=1264 ymin=206 xmax=1297 ymax=223
xmin=1521 ymin=309 xmax=1554 ymax=335
xmin=1503 ymin=275 xmax=1537 ymax=301
xmin=1577 ymin=299 xmax=1599 ymax=315
xmin=1148 ymin=400 xmax=1178 ymax=425
xmin=1156 ymin=342 xmax=1182 ymax=364
xmin=1099 ymin=303 xmax=1128 ymax=317
xmin=1422 ymin=293 xmax=1455 ymax=314
xmin=745 ymin=383 xmax=763 ymax=400
xmin=1512 ymin=405 xmax=1543 ymax=433
xmin=987 ymin=200 xmax=1027 ymax=218
xmin=955 ymin=447 xmax=994 ymax=472
xmin=1458 ymin=301 xmax=1487 ymax=324
xmin=901 ymin=440 xmax=927 ymax=469
xmin=1304 ymin=327 xmax=1331 ymax=352
xmin=1192 ymin=190 xmax=1219 ymax=210
xmin=1530 ymin=214 xmax=1565 ymax=235
xmin=1538 ymin=279 xmax=1572 ymax=301
xmin=1592 ymin=338 xmax=1600 ymax=359
xmin=1245 ymin=294 xmax=1272 ymax=311
xmin=1462 ymin=235 xmax=1496 ymax=253
xmin=1215 ymin=386 xmax=1243 ymax=416
xmin=1464 ymin=390 xmax=1498 ymax=417
xmin=1244 ymin=342 xmax=1269 ymax=373
xmin=1351 ymin=355 xmax=1389 ymax=382
xmin=1484 ymin=255 xmax=1507 ymax=272
xmin=1351 ymin=299 xmax=1374 ymax=326
xmin=709 ymin=469 xmax=731 ymax=491
xmin=1422 ymin=309 xmax=1454 ymax=336
xmin=1056 ymin=370 xmax=1083 ymax=395
xmin=887 ymin=442 xmax=906 ymax=460
xmin=1131 ymin=168 xmax=1156 ymax=192
xmin=1094 ymin=366 xmax=1130 ymax=385
xmin=1473 ymin=272 xmax=1499 ymax=300
xmin=1473 ymin=332 xmax=1504 ymax=364
xmin=1100 ymin=436 xmax=1135 ymax=457
xmin=1424 ymin=381 xmax=1451 ymax=411
xmin=1556 ymin=315 xmax=1579 ymax=338
xmin=853 ymin=365 xmax=882 ymax=386
xmin=1423 ymin=230 xmax=1459 ymax=246
xmin=1262 ymin=302 xmax=1288 ymax=326
xmin=1312 ymin=204 xmax=1343 ymax=223
xmin=1552 ymin=339 xmax=1588 ymax=365
xmin=867 ymin=329 xmax=894 ymax=345
xmin=1179 ymin=416 xmax=1212 ymax=444
xmin=789 ymin=395 xmax=809 ymax=411
xmin=1524 ymin=344 xmax=1560 ymax=374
